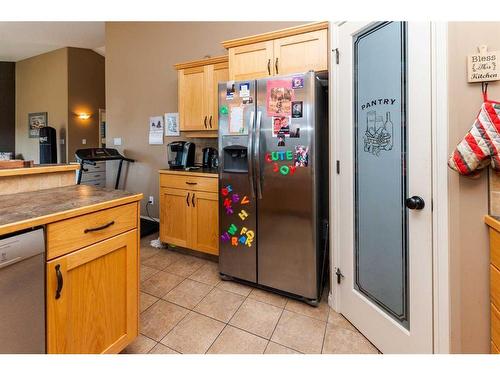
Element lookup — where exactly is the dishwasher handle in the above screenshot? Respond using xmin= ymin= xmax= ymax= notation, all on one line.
xmin=55 ymin=264 xmax=63 ymax=299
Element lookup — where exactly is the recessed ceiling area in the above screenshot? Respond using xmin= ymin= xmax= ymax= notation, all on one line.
xmin=0 ymin=22 xmax=105 ymax=61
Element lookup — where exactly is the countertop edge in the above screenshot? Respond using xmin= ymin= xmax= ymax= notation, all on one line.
xmin=485 ymin=215 xmax=500 ymax=232
xmin=0 ymin=164 xmax=79 ymax=177
xmin=159 ymin=169 xmax=219 ymax=178
xmin=0 ymin=193 xmax=143 ymax=237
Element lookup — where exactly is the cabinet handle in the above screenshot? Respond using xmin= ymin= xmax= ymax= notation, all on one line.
xmin=55 ymin=264 xmax=63 ymax=300
xmin=267 ymin=59 xmax=271 ymax=75
xmin=192 ymin=193 xmax=195 ymax=207
xmin=275 ymin=58 xmax=279 ymax=75
xmin=185 ymin=181 xmax=197 ymax=185
xmin=204 ymin=116 xmax=207 ymax=129
xmin=84 ymin=220 xmax=115 ymax=233
xmin=209 ymin=115 xmax=212 ymax=128
xmin=186 ymin=192 xmax=190 ymax=207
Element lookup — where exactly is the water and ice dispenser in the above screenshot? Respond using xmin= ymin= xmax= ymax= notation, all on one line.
xmin=221 ymin=136 xmax=248 ymax=173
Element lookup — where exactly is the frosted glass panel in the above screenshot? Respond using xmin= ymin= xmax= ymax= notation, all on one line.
xmin=354 ymin=22 xmax=408 ymax=327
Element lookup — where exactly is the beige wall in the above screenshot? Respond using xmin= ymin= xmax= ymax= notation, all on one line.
xmin=448 ymin=22 xmax=500 ymax=353
xmin=105 ymin=21 xmax=303 ymax=216
xmin=15 ymin=48 xmax=68 ymax=163
xmin=67 ymin=48 xmax=105 ymax=162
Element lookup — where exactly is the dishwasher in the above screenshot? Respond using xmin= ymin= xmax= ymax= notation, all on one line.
xmin=0 ymin=227 xmax=45 ymax=354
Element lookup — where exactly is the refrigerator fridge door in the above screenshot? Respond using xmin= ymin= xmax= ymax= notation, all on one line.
xmin=218 ymin=80 xmax=258 ymax=283
xmin=255 ymin=72 xmax=320 ymax=299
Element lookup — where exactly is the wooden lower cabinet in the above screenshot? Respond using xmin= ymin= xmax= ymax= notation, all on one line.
xmin=159 ymin=187 xmax=190 ymax=248
xmin=46 ymin=230 xmax=138 ymax=354
xmin=191 ymin=191 xmax=219 ymax=255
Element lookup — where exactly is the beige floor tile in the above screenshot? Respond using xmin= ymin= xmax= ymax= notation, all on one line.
xmin=164 ymin=255 xmax=207 ymax=278
xmin=285 ymin=298 xmax=330 ymax=322
xmin=217 ymin=280 xmax=252 ymax=296
xmin=229 ymin=298 xmax=282 ymax=339
xmin=140 ymin=264 xmax=160 ymax=282
xmin=140 ymin=271 xmax=184 ymax=298
xmin=163 ymin=278 xmax=213 ymax=309
xmin=148 ymin=343 xmax=179 ymax=354
xmin=142 ymin=250 xmax=184 ymax=270
xmin=265 ymin=341 xmax=301 ymax=354
xmin=161 ymin=311 xmax=225 ymax=354
xmin=271 ymin=310 xmax=326 ymax=354
xmin=140 ymin=300 xmax=189 ymax=341
xmin=140 ymin=292 xmax=159 ymax=313
xmin=207 ymin=326 xmax=268 ymax=354
xmin=121 ymin=334 xmax=156 ymax=354
xmin=322 ymin=324 xmax=379 ymax=354
xmin=248 ymin=288 xmax=288 ymax=308
xmin=328 ymin=309 xmax=358 ymax=332
xmin=188 ymin=261 xmax=221 ymax=286
xmin=194 ymin=288 xmax=245 ymax=323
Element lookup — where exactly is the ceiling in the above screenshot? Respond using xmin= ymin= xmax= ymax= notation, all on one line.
xmin=0 ymin=22 xmax=105 ymax=62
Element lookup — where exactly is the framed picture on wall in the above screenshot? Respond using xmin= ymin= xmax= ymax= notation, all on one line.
xmin=28 ymin=112 xmax=48 ymax=138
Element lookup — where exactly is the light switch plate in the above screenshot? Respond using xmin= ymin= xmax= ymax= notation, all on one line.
xmin=113 ymin=137 xmax=122 ymax=146
xmin=82 ymin=139 xmax=87 ymax=145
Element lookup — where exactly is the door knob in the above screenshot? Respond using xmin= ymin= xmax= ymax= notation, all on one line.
xmin=405 ymin=196 xmax=425 ymax=210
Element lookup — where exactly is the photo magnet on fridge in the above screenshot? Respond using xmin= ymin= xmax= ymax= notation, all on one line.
xmin=242 ymin=97 xmax=253 ymax=105
xmin=290 ymin=127 xmax=300 ymax=138
xmin=239 ymin=82 xmax=250 ymax=98
xmin=226 ymin=81 xmax=236 ymax=100
xmin=292 ymin=76 xmax=304 ymax=89
xmin=267 ymin=80 xmax=294 ymax=116
xmin=294 ymin=145 xmax=309 ymax=167
xmin=292 ymin=101 xmax=303 ymax=118
xmin=277 ymin=135 xmax=286 ymax=147
xmin=272 ymin=116 xmax=290 ymax=137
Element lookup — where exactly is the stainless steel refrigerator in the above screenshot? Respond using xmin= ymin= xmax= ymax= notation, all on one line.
xmin=218 ymin=71 xmax=328 ymax=304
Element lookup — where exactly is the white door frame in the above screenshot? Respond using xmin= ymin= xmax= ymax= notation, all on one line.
xmin=328 ymin=21 xmax=451 ymax=354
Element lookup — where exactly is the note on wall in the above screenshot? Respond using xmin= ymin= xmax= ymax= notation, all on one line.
xmin=229 ymin=106 xmax=244 ymax=134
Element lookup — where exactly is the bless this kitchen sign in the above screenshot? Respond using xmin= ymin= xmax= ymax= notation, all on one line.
xmin=467 ymin=46 xmax=500 ymax=83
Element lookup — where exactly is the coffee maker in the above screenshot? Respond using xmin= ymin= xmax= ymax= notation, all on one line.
xmin=167 ymin=141 xmax=195 ymax=169
xmin=202 ymin=147 xmax=218 ymax=169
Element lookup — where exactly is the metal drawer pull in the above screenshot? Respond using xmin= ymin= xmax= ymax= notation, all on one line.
xmin=84 ymin=220 xmax=115 ymax=233
xmin=55 ymin=264 xmax=63 ymax=300
xmin=185 ymin=181 xmax=197 ymax=185
xmin=204 ymin=116 xmax=208 ymax=128
xmin=192 ymin=193 xmax=195 ymax=207
xmin=267 ymin=59 xmax=271 ymax=75
xmin=209 ymin=115 xmax=213 ymax=128
xmin=275 ymin=58 xmax=279 ymax=74
xmin=186 ymin=192 xmax=190 ymax=207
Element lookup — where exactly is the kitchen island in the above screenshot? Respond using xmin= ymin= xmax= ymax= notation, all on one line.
xmin=0 ymin=184 xmax=143 ymax=354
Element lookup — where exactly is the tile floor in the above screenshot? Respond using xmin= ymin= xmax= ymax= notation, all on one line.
xmin=121 ymin=233 xmax=379 ymax=354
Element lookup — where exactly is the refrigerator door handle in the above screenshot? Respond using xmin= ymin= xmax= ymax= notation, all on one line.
xmin=255 ymin=111 xmax=263 ymax=199
xmin=247 ymin=111 xmax=255 ymax=198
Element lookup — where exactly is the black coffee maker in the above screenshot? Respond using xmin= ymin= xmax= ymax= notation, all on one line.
xmin=167 ymin=141 xmax=195 ymax=169
xmin=202 ymin=147 xmax=218 ymax=169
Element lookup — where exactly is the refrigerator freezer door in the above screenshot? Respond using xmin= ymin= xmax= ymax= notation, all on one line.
xmin=256 ymin=72 xmax=319 ymax=299
xmin=218 ymin=80 xmax=258 ymax=282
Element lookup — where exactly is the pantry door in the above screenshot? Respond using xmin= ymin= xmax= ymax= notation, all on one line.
xmin=334 ymin=22 xmax=433 ymax=353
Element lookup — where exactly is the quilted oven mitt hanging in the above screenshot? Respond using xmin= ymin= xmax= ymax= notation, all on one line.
xmin=448 ymin=83 xmax=500 ymax=176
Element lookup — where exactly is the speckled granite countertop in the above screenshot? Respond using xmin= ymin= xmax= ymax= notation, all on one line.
xmin=0 ymin=185 xmax=142 ymax=236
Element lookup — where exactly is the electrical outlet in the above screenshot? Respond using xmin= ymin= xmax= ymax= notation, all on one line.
xmin=82 ymin=138 xmax=87 ymax=145
xmin=148 ymin=196 xmax=154 ymax=205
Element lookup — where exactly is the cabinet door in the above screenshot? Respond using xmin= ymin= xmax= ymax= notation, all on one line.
xmin=205 ymin=62 xmax=229 ymax=131
xmin=179 ymin=67 xmax=207 ymax=130
xmin=159 ymin=187 xmax=190 ymax=247
xmin=46 ymin=230 xmax=138 ymax=354
xmin=228 ymin=40 xmax=274 ymax=80
xmin=191 ymin=191 xmax=219 ymax=255
xmin=273 ymin=29 xmax=328 ymax=75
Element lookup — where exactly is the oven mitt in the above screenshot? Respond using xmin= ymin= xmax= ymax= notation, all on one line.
xmin=448 ymin=91 xmax=500 ymax=176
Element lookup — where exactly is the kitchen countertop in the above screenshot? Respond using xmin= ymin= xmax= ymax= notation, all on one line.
xmin=0 ymin=184 xmax=143 ymax=237
xmin=0 ymin=164 xmax=79 ymax=178
xmin=159 ymin=168 xmax=219 ymax=178
xmin=485 ymin=215 xmax=500 ymax=232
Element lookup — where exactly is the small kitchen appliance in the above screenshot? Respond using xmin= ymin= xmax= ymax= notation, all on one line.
xmin=202 ymin=147 xmax=218 ymax=169
xmin=167 ymin=141 xmax=195 ymax=169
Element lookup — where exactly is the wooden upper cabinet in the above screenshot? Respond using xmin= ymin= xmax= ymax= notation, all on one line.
xmin=175 ymin=56 xmax=228 ymax=132
xmin=228 ymin=41 xmax=274 ymax=81
xmin=46 ymin=230 xmax=138 ymax=354
xmin=273 ymin=29 xmax=328 ymax=75
xmin=223 ymin=22 xmax=329 ymax=80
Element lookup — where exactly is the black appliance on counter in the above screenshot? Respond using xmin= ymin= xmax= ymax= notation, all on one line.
xmin=202 ymin=147 xmax=218 ymax=169
xmin=39 ymin=126 xmax=57 ymax=164
xmin=167 ymin=141 xmax=195 ymax=169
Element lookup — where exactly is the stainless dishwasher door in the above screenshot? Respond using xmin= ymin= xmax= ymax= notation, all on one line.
xmin=0 ymin=228 xmax=45 ymax=354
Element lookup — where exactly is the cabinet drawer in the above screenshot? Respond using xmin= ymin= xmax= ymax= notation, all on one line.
xmin=491 ymin=228 xmax=500 ymax=270
xmin=160 ymin=174 xmax=217 ymax=192
xmin=493 ymin=303 xmax=500 ymax=349
xmin=47 ymin=203 xmax=138 ymax=259
xmin=81 ymin=171 xmax=106 ymax=182
xmin=492 ymin=265 xmax=500 ymax=308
